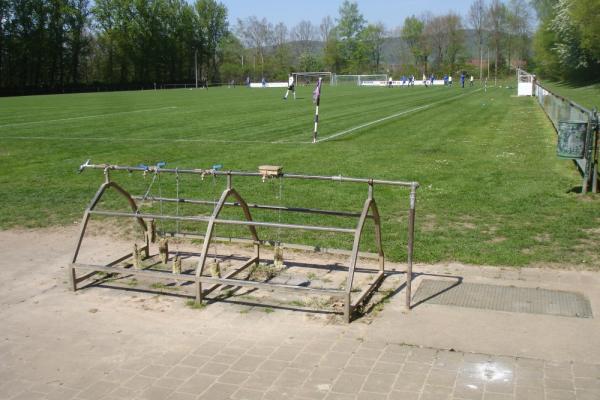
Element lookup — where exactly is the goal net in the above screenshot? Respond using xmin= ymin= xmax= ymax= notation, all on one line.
xmin=293 ymin=72 xmax=333 ymax=86
xmin=332 ymin=74 xmax=388 ymax=86
xmin=160 ymin=83 xmax=196 ymax=89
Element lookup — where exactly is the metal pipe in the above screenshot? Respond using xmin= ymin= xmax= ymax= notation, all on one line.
xmin=593 ymin=109 xmax=599 ymax=194
xmin=213 ymin=219 xmax=355 ymax=234
xmin=87 ymin=210 xmax=355 ymax=233
xmin=406 ymin=183 xmax=417 ymax=310
xmin=199 ymin=276 xmax=346 ymax=297
xmin=161 ymin=232 xmax=383 ymax=260
xmin=80 ymin=163 xmax=418 ymax=188
xmin=132 ymin=195 xmax=368 ymax=218
xmin=89 ymin=210 xmax=211 ymax=223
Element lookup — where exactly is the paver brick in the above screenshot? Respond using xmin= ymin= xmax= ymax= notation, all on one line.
xmin=331 ymin=373 xmax=366 ymax=394
xmin=361 ymin=372 xmax=396 ymax=393
xmin=197 ymin=382 xmax=238 ymax=400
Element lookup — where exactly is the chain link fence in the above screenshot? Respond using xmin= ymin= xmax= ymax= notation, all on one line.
xmin=526 ymin=73 xmax=599 ymax=193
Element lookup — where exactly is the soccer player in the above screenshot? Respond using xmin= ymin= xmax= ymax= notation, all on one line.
xmin=470 ymin=75 xmax=474 ymax=86
xmin=430 ymin=74 xmax=434 ymax=86
xmin=387 ymin=75 xmax=393 ymax=88
xmin=460 ymin=72 xmax=465 ymax=88
xmin=261 ymin=77 xmax=266 ymax=88
xmin=448 ymin=75 xmax=453 ymax=86
xmin=402 ymin=75 xmax=407 ymax=87
xmin=283 ymin=74 xmax=296 ymax=100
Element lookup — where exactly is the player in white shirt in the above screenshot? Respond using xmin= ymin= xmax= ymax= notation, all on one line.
xmin=283 ymin=74 xmax=296 ymax=100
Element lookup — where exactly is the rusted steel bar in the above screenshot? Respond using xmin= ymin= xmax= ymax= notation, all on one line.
xmin=88 ymin=211 xmax=355 ymax=234
xmin=199 ymin=276 xmax=346 ymax=297
xmin=80 ymin=162 xmax=419 ymax=188
xmin=195 ymin=188 xmax=235 ymax=303
xmin=89 ymin=210 xmax=211 ymax=223
xmin=72 ymin=263 xmax=194 ymax=282
xmin=132 ymin=195 xmax=368 ymax=219
xmin=344 ymin=197 xmax=375 ymax=322
xmin=202 ymin=256 xmax=259 ymax=296
xmin=161 ymin=232 xmax=383 ymax=260
xmin=70 ymin=181 xmax=147 ymax=291
xmin=405 ymin=183 xmax=417 ymax=310
xmin=213 ymin=219 xmax=356 ymax=234
xmin=73 ymin=246 xmax=148 ymax=284
xmin=351 ymin=271 xmax=385 ymax=308
xmin=73 ymin=161 xmax=420 ymax=322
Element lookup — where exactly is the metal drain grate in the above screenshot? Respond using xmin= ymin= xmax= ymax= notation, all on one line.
xmin=412 ymin=279 xmax=593 ymax=318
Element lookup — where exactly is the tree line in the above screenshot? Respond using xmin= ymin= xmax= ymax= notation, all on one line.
xmin=0 ymin=0 xmax=228 ymax=93
xmin=234 ymin=0 xmax=534 ymax=83
xmin=531 ymin=0 xmax=600 ymax=81
xmin=1 ymin=0 xmax=569 ymax=95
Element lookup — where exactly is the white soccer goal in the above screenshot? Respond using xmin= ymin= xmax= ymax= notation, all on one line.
xmin=293 ymin=72 xmax=333 ymax=86
xmin=517 ymin=68 xmax=535 ymax=96
xmin=161 ymin=83 xmax=196 ymax=89
xmin=332 ymin=74 xmax=388 ymax=86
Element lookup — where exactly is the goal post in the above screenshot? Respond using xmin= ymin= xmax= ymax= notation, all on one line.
xmin=332 ymin=74 xmax=388 ymax=86
xmin=516 ymin=68 xmax=535 ymax=96
xmin=293 ymin=72 xmax=333 ymax=86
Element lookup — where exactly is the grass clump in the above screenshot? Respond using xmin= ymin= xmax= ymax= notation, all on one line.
xmin=185 ymin=300 xmax=206 ymax=310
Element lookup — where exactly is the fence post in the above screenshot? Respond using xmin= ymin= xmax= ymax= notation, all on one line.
xmin=583 ymin=111 xmax=596 ymax=194
xmin=593 ymin=109 xmax=599 ymax=194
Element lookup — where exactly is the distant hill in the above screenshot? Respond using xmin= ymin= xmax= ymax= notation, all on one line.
xmin=259 ymin=29 xmax=481 ymax=70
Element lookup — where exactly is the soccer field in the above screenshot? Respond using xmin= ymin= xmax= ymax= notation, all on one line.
xmin=0 ymin=84 xmax=597 ymax=266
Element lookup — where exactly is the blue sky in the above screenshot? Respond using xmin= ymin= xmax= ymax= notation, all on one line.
xmin=220 ymin=0 xmax=475 ymax=29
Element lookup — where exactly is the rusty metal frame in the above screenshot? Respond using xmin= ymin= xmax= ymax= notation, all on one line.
xmin=70 ymin=162 xmax=419 ymax=322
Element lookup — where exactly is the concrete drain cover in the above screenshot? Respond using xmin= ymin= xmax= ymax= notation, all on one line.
xmin=412 ymin=279 xmax=593 ymax=318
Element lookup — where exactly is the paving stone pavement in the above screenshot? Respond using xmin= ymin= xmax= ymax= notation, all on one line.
xmin=0 ymin=229 xmax=599 ymax=400
xmin=1 ymin=298 xmax=599 ymax=400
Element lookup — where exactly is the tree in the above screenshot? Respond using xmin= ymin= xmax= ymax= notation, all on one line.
xmin=401 ymin=16 xmax=427 ymax=73
xmin=67 ymin=0 xmax=91 ymax=84
xmin=549 ymin=0 xmax=587 ymax=69
xmin=336 ymin=0 xmax=365 ymax=72
xmin=291 ymin=20 xmax=315 ymax=54
xmin=273 ymin=22 xmax=291 ymax=75
xmin=425 ymin=16 xmax=446 ymax=71
xmin=358 ymin=23 xmax=385 ymax=72
xmin=444 ymin=13 xmax=464 ymax=73
xmin=571 ymin=0 xmax=600 ymax=63
xmin=505 ymin=0 xmax=531 ymax=69
xmin=195 ymin=0 xmax=228 ymax=81
xmin=336 ymin=1 xmax=365 ymax=40
xmin=319 ymin=16 xmax=333 ymax=43
xmin=236 ymin=17 xmax=273 ymax=78
xmin=469 ymin=0 xmax=486 ymax=80
xmin=219 ymin=32 xmax=246 ymax=82
xmin=323 ymin=27 xmax=342 ymax=72
xmin=486 ymin=0 xmax=508 ymax=84
xmin=298 ymin=51 xmax=321 ymax=72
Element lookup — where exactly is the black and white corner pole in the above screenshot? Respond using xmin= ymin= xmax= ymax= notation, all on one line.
xmin=312 ymin=77 xmax=322 ymax=143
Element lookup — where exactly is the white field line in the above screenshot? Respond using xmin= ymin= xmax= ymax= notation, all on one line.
xmin=0 ymin=135 xmax=301 ymax=145
xmin=314 ymin=88 xmax=481 ymax=143
xmin=0 ymin=106 xmax=177 ymax=128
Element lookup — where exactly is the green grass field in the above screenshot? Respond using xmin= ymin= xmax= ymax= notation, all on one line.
xmin=0 ymin=83 xmax=598 ymax=267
